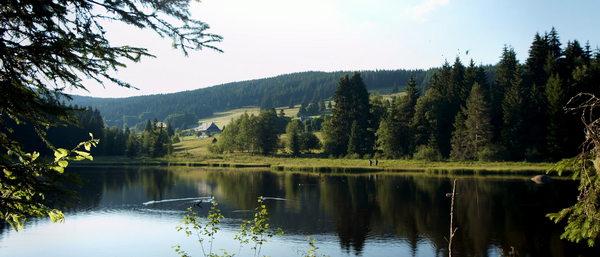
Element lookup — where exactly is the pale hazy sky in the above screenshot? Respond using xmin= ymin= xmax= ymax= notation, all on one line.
xmin=72 ymin=0 xmax=600 ymax=98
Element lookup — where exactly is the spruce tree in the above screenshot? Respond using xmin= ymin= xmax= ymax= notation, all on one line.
xmin=463 ymin=82 xmax=492 ymax=159
xmin=377 ymin=74 xmax=421 ymax=158
xmin=347 ymin=120 xmax=360 ymax=156
xmin=285 ymin=120 xmax=301 ymax=156
xmin=525 ymin=32 xmax=551 ymax=89
xmin=324 ymin=73 xmax=374 ymax=156
xmin=501 ymin=67 xmax=527 ymax=160
xmin=318 ymin=98 xmax=326 ymax=112
xmin=491 ymin=46 xmax=520 ymax=142
xmin=450 ymin=111 xmax=468 ymax=160
xmin=545 ymin=74 xmax=567 ymax=159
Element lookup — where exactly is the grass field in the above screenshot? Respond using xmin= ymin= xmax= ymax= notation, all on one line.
xmin=162 ymin=136 xmax=557 ymax=173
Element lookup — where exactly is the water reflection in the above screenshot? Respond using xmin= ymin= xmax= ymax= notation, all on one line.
xmin=2 ymin=166 xmax=600 ymax=257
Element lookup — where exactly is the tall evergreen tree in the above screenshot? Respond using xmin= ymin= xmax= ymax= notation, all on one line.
xmin=318 ymin=98 xmax=326 ymax=112
xmin=545 ymin=74 xmax=567 ymax=159
xmin=412 ymin=73 xmax=445 ymax=150
xmin=285 ymin=120 xmax=301 ymax=156
xmin=501 ymin=67 xmax=527 ymax=160
xmin=463 ymin=82 xmax=492 ymax=159
xmin=347 ymin=120 xmax=360 ymax=156
xmin=450 ymin=111 xmax=468 ymax=160
xmin=324 ymin=73 xmax=374 ymax=156
xmin=525 ymin=32 xmax=551 ymax=89
xmin=491 ymin=46 xmax=520 ymax=142
xmin=376 ymin=74 xmax=421 ymax=158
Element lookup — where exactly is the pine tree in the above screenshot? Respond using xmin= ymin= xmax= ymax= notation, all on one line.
xmin=545 ymin=74 xmax=567 ymax=159
xmin=491 ymin=46 xmax=520 ymax=142
xmin=144 ymin=119 xmax=153 ymax=132
xmin=288 ymin=97 xmax=295 ymax=109
xmin=324 ymin=73 xmax=374 ymax=156
xmin=463 ymin=82 xmax=492 ymax=159
xmin=525 ymin=32 xmax=550 ymax=89
xmin=450 ymin=111 xmax=468 ymax=160
xmin=318 ymin=98 xmax=326 ymax=112
xmin=377 ymin=74 xmax=420 ymax=158
xmin=412 ymin=74 xmax=444 ymax=150
xmin=286 ymin=120 xmax=301 ymax=156
xmin=347 ymin=120 xmax=360 ymax=156
xmin=501 ymin=67 xmax=527 ymax=160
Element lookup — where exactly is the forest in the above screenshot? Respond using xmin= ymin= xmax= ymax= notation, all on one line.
xmin=213 ymin=28 xmax=600 ymax=162
xmin=18 ymin=27 xmax=598 ymax=162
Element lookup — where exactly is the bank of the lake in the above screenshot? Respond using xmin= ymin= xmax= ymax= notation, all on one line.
xmin=72 ymin=154 xmax=559 ymax=175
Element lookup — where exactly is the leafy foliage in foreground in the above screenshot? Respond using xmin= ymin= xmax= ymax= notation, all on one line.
xmin=1 ymin=135 xmax=98 ymax=231
xmin=174 ymin=198 xmax=286 ymax=257
xmin=547 ymin=93 xmax=600 ymax=246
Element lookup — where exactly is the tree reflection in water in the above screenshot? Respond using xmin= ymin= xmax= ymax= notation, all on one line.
xmin=51 ymin=167 xmax=600 ymax=256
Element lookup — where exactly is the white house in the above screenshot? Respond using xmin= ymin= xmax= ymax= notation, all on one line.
xmin=194 ymin=122 xmax=221 ymax=134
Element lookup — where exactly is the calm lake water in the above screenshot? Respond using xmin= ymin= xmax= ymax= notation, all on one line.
xmin=1 ymin=166 xmax=599 ymax=257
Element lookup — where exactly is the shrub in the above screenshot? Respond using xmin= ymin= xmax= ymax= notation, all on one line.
xmin=412 ymin=145 xmax=442 ymax=161
xmin=477 ymin=143 xmax=507 ymax=162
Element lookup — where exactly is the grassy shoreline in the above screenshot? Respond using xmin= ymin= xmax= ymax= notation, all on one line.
xmin=71 ymin=154 xmax=562 ymax=176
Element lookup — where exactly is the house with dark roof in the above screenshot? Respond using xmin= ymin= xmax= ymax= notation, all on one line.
xmin=194 ymin=122 xmax=221 ymax=134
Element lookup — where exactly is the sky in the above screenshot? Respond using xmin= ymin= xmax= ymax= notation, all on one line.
xmin=72 ymin=0 xmax=600 ymax=98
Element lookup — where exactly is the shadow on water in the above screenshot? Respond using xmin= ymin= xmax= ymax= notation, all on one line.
xmin=6 ymin=166 xmax=600 ymax=257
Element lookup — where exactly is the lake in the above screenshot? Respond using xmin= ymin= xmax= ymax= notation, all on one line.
xmin=1 ymin=166 xmax=599 ymax=257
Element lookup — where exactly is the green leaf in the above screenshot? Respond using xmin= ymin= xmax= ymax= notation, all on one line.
xmin=54 ymin=148 xmax=68 ymax=162
xmin=58 ymin=160 xmax=68 ymax=168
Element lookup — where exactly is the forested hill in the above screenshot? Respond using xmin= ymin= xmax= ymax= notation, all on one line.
xmin=69 ymin=69 xmax=443 ymax=129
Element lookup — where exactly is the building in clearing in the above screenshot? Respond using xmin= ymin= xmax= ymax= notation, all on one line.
xmin=195 ymin=122 xmax=221 ymax=134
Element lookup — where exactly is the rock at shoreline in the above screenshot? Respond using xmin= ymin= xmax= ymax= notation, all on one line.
xmin=531 ymin=175 xmax=553 ymax=184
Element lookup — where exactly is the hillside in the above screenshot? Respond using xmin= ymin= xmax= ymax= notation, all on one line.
xmin=70 ymin=70 xmax=429 ymax=128
xmin=70 ymin=68 xmax=497 ymax=130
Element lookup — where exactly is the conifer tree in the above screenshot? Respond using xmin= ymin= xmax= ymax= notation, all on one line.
xmin=377 ymin=74 xmax=421 ymax=158
xmin=286 ymin=120 xmax=301 ymax=156
xmin=318 ymin=98 xmax=326 ymax=112
xmin=144 ymin=119 xmax=153 ymax=132
xmin=412 ymin=74 xmax=444 ymax=150
xmin=545 ymin=74 xmax=567 ymax=159
xmin=501 ymin=67 xmax=527 ymax=160
xmin=463 ymin=82 xmax=492 ymax=159
xmin=324 ymin=73 xmax=374 ymax=156
xmin=525 ymin=32 xmax=551 ymax=89
xmin=347 ymin=120 xmax=360 ymax=156
xmin=491 ymin=46 xmax=520 ymax=142
xmin=450 ymin=111 xmax=468 ymax=160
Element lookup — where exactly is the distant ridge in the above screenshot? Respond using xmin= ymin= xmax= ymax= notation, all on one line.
xmin=69 ymin=68 xmax=495 ymax=129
